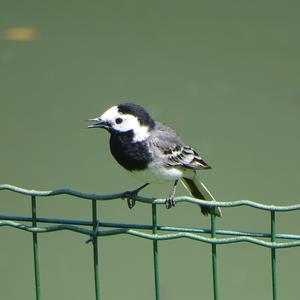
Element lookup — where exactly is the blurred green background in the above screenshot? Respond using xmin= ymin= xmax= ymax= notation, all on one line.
xmin=1 ymin=1 xmax=300 ymax=299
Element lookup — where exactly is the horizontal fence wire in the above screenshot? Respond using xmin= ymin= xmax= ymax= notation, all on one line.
xmin=1 ymin=184 xmax=300 ymax=300
xmin=1 ymin=184 xmax=300 ymax=211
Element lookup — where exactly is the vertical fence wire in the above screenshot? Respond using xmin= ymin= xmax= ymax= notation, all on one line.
xmin=211 ymin=210 xmax=219 ymax=300
xmin=152 ymin=203 xmax=160 ymax=300
xmin=31 ymin=196 xmax=41 ymax=300
xmin=271 ymin=211 xmax=278 ymax=300
xmin=92 ymin=200 xmax=101 ymax=300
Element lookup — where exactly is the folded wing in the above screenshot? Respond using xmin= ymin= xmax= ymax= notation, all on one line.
xmin=149 ymin=122 xmax=211 ymax=170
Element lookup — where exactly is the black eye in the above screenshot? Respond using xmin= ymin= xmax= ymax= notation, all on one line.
xmin=115 ymin=117 xmax=123 ymax=124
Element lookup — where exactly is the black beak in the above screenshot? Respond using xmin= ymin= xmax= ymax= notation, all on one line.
xmin=86 ymin=118 xmax=110 ymax=129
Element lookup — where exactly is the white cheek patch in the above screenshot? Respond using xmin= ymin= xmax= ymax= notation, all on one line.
xmin=115 ymin=115 xmax=138 ymax=132
xmin=114 ymin=114 xmax=150 ymax=142
xmin=132 ymin=125 xmax=150 ymax=142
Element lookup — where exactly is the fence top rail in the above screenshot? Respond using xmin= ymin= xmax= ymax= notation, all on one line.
xmin=1 ymin=184 xmax=300 ymax=212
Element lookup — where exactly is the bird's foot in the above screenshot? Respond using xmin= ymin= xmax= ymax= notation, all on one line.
xmin=165 ymin=196 xmax=176 ymax=209
xmin=122 ymin=183 xmax=150 ymax=209
xmin=122 ymin=190 xmax=138 ymax=209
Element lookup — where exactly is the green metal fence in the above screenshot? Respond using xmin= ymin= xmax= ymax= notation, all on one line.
xmin=1 ymin=184 xmax=300 ymax=300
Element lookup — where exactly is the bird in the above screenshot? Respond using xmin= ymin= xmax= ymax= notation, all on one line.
xmin=87 ymin=103 xmax=221 ymax=217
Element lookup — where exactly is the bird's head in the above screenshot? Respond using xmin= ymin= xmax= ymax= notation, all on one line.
xmin=87 ymin=103 xmax=155 ymax=142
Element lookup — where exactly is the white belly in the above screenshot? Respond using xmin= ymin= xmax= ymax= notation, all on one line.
xmin=130 ymin=165 xmax=183 ymax=183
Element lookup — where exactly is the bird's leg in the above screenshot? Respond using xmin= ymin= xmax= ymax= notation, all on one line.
xmin=123 ymin=183 xmax=150 ymax=209
xmin=165 ymin=179 xmax=179 ymax=209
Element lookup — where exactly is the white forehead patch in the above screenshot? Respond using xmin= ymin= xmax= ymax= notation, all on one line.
xmin=100 ymin=106 xmax=119 ymax=121
xmin=100 ymin=105 xmax=150 ymax=143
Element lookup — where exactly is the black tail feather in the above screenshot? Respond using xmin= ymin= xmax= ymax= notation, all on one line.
xmin=182 ymin=177 xmax=221 ymax=217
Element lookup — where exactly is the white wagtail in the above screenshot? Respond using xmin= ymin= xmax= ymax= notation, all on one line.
xmin=87 ymin=103 xmax=221 ymax=217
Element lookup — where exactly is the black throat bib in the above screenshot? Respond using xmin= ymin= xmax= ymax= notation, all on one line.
xmin=109 ymin=130 xmax=151 ymax=171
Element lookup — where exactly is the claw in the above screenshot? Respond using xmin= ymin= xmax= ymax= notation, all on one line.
xmin=122 ymin=190 xmax=137 ymax=209
xmin=165 ymin=179 xmax=178 ymax=209
xmin=165 ymin=197 xmax=176 ymax=209
xmin=127 ymin=196 xmax=136 ymax=209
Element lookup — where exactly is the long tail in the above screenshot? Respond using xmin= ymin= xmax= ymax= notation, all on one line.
xmin=181 ymin=176 xmax=222 ymax=217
